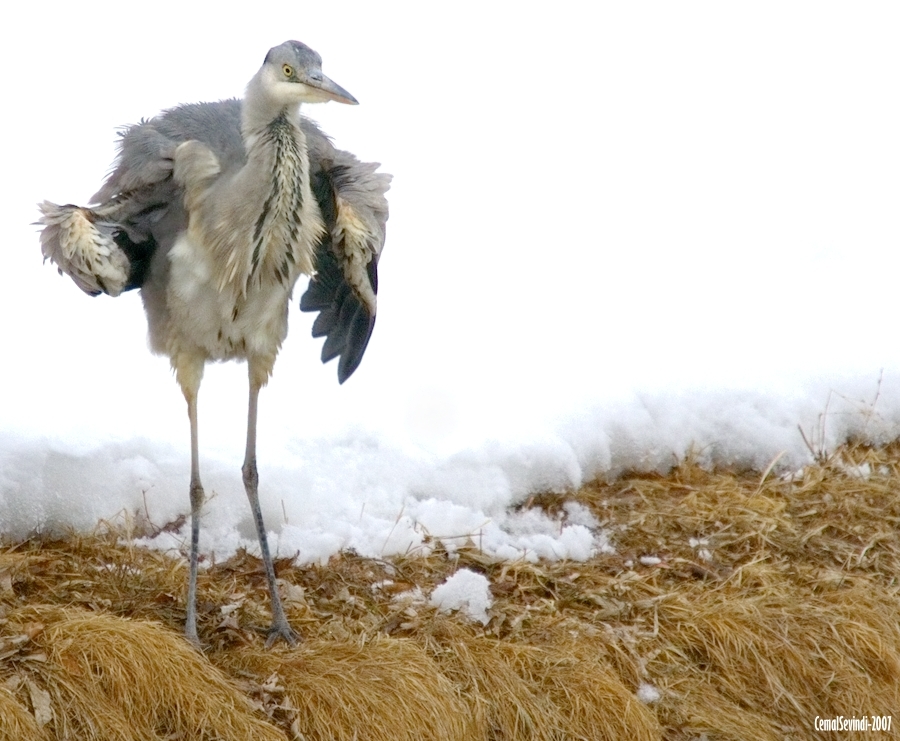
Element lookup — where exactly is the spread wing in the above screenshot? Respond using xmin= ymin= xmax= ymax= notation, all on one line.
xmin=37 ymin=110 xmax=188 ymax=297
xmin=301 ymin=121 xmax=391 ymax=383
xmin=38 ymin=99 xmax=390 ymax=382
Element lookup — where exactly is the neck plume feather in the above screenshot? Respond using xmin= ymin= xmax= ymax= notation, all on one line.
xmin=183 ymin=92 xmax=324 ymax=298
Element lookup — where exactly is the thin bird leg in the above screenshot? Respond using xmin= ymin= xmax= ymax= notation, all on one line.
xmin=184 ymin=388 xmax=204 ymax=647
xmin=243 ymin=368 xmax=298 ymax=646
xmin=176 ymin=357 xmax=205 ymax=648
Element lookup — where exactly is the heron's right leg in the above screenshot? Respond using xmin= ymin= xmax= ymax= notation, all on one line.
xmin=244 ymin=357 xmax=297 ymax=647
xmin=176 ymin=356 xmax=205 ymax=647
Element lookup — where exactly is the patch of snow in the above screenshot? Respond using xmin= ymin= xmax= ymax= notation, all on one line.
xmin=689 ymin=538 xmax=713 ymax=562
xmin=429 ymin=569 xmax=493 ymax=625
xmin=637 ymin=683 xmax=661 ymax=703
xmin=836 ymin=461 xmax=872 ymax=479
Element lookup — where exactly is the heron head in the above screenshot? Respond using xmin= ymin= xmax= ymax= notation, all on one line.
xmin=259 ymin=41 xmax=358 ymax=106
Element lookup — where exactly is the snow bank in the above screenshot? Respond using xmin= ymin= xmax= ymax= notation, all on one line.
xmin=1 ymin=375 xmax=895 ymax=567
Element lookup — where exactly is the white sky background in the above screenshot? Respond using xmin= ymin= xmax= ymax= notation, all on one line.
xmin=1 ymin=3 xmax=899 ymax=559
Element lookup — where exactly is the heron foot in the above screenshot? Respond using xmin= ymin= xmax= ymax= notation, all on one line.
xmin=265 ymin=618 xmax=300 ymax=648
xmin=184 ymin=623 xmax=202 ymax=650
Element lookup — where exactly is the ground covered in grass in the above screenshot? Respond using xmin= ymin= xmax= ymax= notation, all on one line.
xmin=0 ymin=443 xmax=899 ymax=740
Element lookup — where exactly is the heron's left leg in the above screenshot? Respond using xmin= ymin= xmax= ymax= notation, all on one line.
xmin=243 ymin=359 xmax=298 ymax=646
xmin=174 ymin=354 xmax=205 ymax=648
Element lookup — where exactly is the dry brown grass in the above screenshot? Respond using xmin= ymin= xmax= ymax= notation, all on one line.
xmin=0 ymin=684 xmax=46 ymax=741
xmin=0 ymin=606 xmax=285 ymax=741
xmin=1 ymin=441 xmax=899 ymax=739
xmin=222 ymin=636 xmax=473 ymax=741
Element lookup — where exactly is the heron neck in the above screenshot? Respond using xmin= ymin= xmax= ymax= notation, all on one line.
xmin=241 ymin=75 xmax=302 ymax=143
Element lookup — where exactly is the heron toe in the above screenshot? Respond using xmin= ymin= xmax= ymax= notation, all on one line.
xmin=265 ymin=619 xmax=300 ymax=648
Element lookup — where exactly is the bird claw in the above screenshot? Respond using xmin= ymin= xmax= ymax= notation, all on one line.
xmin=265 ymin=620 xmax=300 ymax=648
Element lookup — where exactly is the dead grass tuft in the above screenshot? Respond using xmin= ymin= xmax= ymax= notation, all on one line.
xmin=0 ymin=683 xmax=47 ymax=741
xmin=223 ymin=634 xmax=472 ymax=741
xmin=0 ymin=606 xmax=283 ymax=741
xmin=416 ymin=619 xmax=660 ymax=740
xmin=648 ymin=584 xmax=900 ymax=739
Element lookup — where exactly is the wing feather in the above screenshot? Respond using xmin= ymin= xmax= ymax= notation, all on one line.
xmin=300 ymin=120 xmax=391 ymax=382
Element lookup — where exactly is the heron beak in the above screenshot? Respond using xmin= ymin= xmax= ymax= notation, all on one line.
xmin=303 ymin=72 xmax=359 ymax=105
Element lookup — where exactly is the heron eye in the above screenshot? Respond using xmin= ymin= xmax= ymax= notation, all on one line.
xmin=282 ymin=64 xmax=294 ymax=77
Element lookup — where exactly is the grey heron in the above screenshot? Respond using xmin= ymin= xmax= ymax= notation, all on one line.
xmin=38 ymin=40 xmax=390 ymax=646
